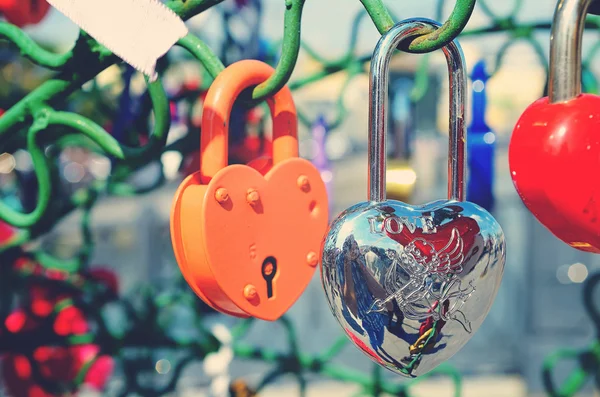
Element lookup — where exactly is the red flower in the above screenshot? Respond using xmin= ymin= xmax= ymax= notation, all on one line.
xmin=1 ymin=266 xmax=118 ymax=395
xmin=0 ymin=221 xmax=16 ymax=245
xmin=3 ymin=346 xmax=114 ymax=397
xmin=88 ymin=268 xmax=119 ymax=295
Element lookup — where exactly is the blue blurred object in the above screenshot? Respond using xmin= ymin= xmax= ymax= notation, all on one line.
xmin=257 ymin=37 xmax=272 ymax=62
xmin=111 ymin=65 xmax=136 ymax=144
xmin=312 ymin=115 xmax=333 ymax=217
xmin=467 ymin=60 xmax=495 ymax=212
xmin=389 ymin=78 xmax=414 ymax=159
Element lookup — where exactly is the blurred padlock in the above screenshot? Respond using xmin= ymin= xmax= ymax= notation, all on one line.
xmin=386 ymin=78 xmax=417 ymax=202
xmin=386 ymin=159 xmax=417 ymax=202
xmin=229 ymin=379 xmax=258 ymax=397
xmin=466 ymin=60 xmax=495 ymax=212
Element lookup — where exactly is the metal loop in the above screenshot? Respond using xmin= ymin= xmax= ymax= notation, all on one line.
xmin=360 ymin=0 xmax=476 ymax=54
xmin=549 ymin=0 xmax=594 ymax=102
xmin=368 ymin=18 xmax=467 ymax=203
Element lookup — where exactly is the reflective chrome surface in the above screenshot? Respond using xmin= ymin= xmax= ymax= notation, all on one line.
xmin=548 ymin=0 xmax=593 ymax=103
xmin=321 ymin=201 xmax=506 ymax=377
xmin=369 ymin=18 xmax=466 ymax=203
xmin=320 ymin=18 xmax=506 ymax=378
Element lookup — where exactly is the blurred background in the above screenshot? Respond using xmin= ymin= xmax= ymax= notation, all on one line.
xmin=0 ymin=0 xmax=599 ymax=396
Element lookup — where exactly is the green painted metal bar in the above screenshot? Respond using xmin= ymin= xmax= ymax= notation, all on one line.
xmin=251 ymin=0 xmax=307 ymax=102
xmin=360 ymin=0 xmax=476 ymax=53
xmin=0 ymin=23 xmax=72 ymax=70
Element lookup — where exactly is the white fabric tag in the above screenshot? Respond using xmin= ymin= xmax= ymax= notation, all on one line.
xmin=47 ymin=0 xmax=189 ymax=79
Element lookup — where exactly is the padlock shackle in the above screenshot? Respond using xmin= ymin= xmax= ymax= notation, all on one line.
xmin=368 ymin=18 xmax=467 ymax=203
xmin=200 ymin=60 xmax=298 ymax=184
xmin=548 ymin=0 xmax=593 ymax=103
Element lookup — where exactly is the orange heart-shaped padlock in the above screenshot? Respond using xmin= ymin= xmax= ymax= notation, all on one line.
xmin=0 ymin=0 xmax=50 ymax=27
xmin=170 ymin=60 xmax=329 ymax=321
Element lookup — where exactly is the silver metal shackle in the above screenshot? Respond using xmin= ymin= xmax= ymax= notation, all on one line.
xmin=368 ymin=18 xmax=467 ymax=203
xmin=548 ymin=0 xmax=593 ymax=103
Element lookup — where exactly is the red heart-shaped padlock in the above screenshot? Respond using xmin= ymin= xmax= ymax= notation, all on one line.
xmin=510 ymin=95 xmax=600 ymax=252
xmin=509 ymin=0 xmax=600 ymax=253
xmin=171 ymin=60 xmax=329 ymax=321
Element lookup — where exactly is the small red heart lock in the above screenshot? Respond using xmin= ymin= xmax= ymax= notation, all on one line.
xmin=509 ymin=0 xmax=600 ymax=253
xmin=170 ymin=60 xmax=329 ymax=321
xmin=0 ymin=0 xmax=50 ymax=27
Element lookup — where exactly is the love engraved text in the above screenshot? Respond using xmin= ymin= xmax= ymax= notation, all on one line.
xmin=367 ymin=215 xmax=437 ymax=235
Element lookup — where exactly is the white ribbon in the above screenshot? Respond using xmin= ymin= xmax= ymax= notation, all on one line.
xmin=46 ymin=0 xmax=188 ymax=80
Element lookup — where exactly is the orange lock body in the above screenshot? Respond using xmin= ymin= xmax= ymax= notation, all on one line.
xmin=170 ymin=60 xmax=329 ymax=321
xmin=0 ymin=0 xmax=50 ymax=27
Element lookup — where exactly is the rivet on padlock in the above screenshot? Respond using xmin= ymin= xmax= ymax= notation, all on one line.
xmin=246 ymin=188 xmax=260 ymax=206
xmin=215 ymin=188 xmax=230 ymax=204
xmin=320 ymin=18 xmax=506 ymax=378
xmin=170 ymin=60 xmax=329 ymax=321
xmin=297 ymin=175 xmax=310 ymax=191
xmin=510 ymin=0 xmax=600 ymax=253
xmin=306 ymin=251 xmax=318 ymax=267
xmin=243 ymin=284 xmax=258 ymax=302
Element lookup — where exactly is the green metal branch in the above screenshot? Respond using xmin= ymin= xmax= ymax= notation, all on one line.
xmin=0 ymin=33 xmax=117 ymax=138
xmin=0 ymin=23 xmax=72 ymax=70
xmin=359 ymin=0 xmax=476 ymax=53
xmin=177 ymin=34 xmax=225 ymax=78
xmin=165 ymin=0 xmax=227 ymax=21
xmin=0 ymin=77 xmax=168 ymax=227
xmin=251 ymin=0 xmax=306 ymax=102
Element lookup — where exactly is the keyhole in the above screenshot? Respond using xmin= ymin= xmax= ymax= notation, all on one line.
xmin=31 ymin=0 xmax=39 ymax=13
xmin=261 ymin=256 xmax=277 ymax=299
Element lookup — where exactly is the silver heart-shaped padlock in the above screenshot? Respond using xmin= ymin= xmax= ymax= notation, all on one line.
xmin=320 ymin=18 xmax=506 ymax=378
